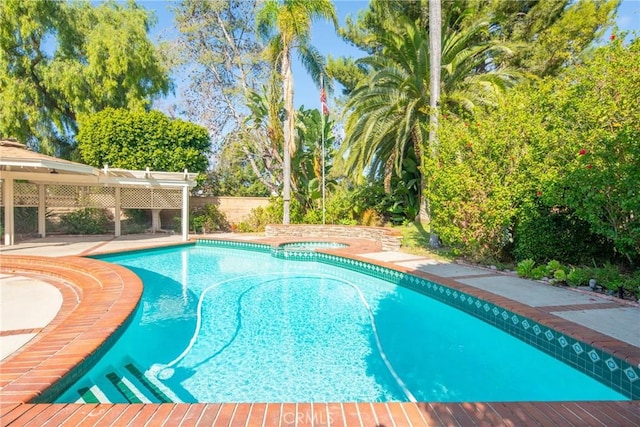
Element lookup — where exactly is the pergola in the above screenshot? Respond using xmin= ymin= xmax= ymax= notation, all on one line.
xmin=0 ymin=139 xmax=197 ymax=245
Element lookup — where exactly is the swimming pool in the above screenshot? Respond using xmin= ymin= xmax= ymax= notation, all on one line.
xmin=53 ymin=241 xmax=629 ymax=403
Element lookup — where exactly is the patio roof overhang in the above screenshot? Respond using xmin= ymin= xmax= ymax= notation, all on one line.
xmin=0 ymin=139 xmax=198 ymax=245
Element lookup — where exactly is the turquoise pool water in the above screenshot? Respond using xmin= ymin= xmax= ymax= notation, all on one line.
xmin=54 ymin=244 xmax=627 ymax=403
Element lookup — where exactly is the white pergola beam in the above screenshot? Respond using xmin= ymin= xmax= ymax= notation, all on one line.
xmin=3 ymin=177 xmax=14 ymax=245
xmin=182 ymin=185 xmax=189 ymax=242
xmin=38 ymin=184 xmax=46 ymax=237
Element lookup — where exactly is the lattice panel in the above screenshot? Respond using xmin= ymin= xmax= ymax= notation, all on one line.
xmin=85 ymin=186 xmax=115 ymax=208
xmin=45 ymin=185 xmax=81 ymax=207
xmin=14 ymin=182 xmax=39 ymax=207
xmin=153 ymin=189 xmax=183 ymax=208
xmin=121 ymin=188 xmax=183 ymax=209
xmin=121 ymin=187 xmax=152 ymax=209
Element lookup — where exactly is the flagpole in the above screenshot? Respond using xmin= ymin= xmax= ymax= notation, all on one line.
xmin=321 ymin=75 xmax=326 ymax=225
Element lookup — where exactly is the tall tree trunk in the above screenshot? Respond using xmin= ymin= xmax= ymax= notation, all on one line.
xmin=282 ymin=48 xmax=294 ymax=224
xmin=428 ymin=0 xmax=442 ymax=247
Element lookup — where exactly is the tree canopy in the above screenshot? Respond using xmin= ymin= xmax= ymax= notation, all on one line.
xmin=77 ymin=108 xmax=210 ymax=173
xmin=166 ymin=0 xmax=266 ymax=153
xmin=330 ymin=0 xmax=619 ymax=93
xmin=0 ymin=0 xmax=170 ymax=156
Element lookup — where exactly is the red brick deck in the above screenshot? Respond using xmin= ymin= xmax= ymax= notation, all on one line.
xmin=1 ymin=241 xmax=639 ymax=426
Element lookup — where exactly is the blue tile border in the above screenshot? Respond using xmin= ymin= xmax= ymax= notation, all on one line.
xmin=196 ymin=238 xmax=271 ymax=253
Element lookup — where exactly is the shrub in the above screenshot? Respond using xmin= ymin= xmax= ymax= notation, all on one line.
xmin=14 ymin=207 xmax=38 ymax=234
xmin=59 ymin=208 xmax=112 ymax=234
xmin=302 ymin=209 xmax=323 ymax=224
xmin=545 ymin=260 xmax=564 ymax=275
xmin=513 ymin=203 xmax=614 ymax=265
xmin=553 ymin=269 xmax=567 ymax=283
xmin=622 ymin=272 xmax=640 ymax=300
xmin=361 ymin=208 xmax=383 ymax=226
xmin=190 ymin=204 xmax=229 ymax=233
xmin=236 ymin=197 xmax=303 ymax=232
xmin=593 ymin=263 xmax=623 ymax=292
xmin=516 ymin=259 xmax=536 ymax=278
xmin=531 ymin=266 xmax=546 ymax=280
xmin=567 ymin=268 xmax=592 ymax=287
xmin=122 ymin=209 xmax=150 ymax=234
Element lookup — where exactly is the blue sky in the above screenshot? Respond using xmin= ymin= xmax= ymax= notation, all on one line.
xmin=145 ymin=0 xmax=640 ymax=113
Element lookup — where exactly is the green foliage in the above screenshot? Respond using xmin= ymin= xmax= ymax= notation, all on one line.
xmin=331 ymin=0 xmax=617 ymax=93
xmin=293 ymin=107 xmax=337 ymax=209
xmin=567 ymin=268 xmax=593 ymax=287
xmin=237 ymin=197 xmax=303 ymax=232
xmin=198 ymin=134 xmax=271 ymax=197
xmin=430 ymin=36 xmax=640 ymax=266
xmin=427 ymin=108 xmax=530 ymax=261
xmin=548 ymin=36 xmax=640 ymax=263
xmin=317 ymin=183 xmax=391 ymax=226
xmin=531 ymin=266 xmax=547 ymax=281
xmin=190 ymin=204 xmax=229 ymax=233
xmin=387 ymin=157 xmax=421 ymax=224
xmin=0 ymin=0 xmax=169 ymax=155
xmin=77 ymin=108 xmax=210 ymax=173
xmin=553 ymin=269 xmax=567 ymax=283
xmin=14 ymin=207 xmax=38 ymax=234
xmin=59 ymin=208 xmax=112 ymax=235
xmin=256 ymin=0 xmax=337 ymax=224
xmin=545 ymin=260 xmax=564 ymax=275
xmin=516 ymin=259 xmax=536 ymax=278
xmin=622 ymin=272 xmax=640 ymax=299
xmin=491 ymin=0 xmax=619 ymax=77
xmin=593 ymin=263 xmax=624 ymax=292
xmin=513 ymin=202 xmax=615 ymax=264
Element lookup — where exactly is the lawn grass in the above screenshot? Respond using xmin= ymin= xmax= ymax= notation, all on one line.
xmin=394 ymin=222 xmax=454 ymax=262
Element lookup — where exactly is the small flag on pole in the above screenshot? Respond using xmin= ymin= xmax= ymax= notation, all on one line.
xmin=320 ymin=86 xmax=329 ymax=116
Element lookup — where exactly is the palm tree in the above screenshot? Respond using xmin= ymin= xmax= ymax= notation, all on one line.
xmin=256 ymin=0 xmax=337 ymax=224
xmin=339 ymin=8 xmax=517 ymax=222
xmin=428 ymin=0 xmax=441 ymax=245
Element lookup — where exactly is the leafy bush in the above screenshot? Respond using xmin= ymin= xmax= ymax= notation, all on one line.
xmin=14 ymin=207 xmax=38 ymax=234
xmin=553 ymin=269 xmax=567 ymax=283
xmin=59 ymin=208 xmax=112 ymax=234
xmin=302 ymin=209 xmax=323 ymax=225
xmin=236 ymin=197 xmax=303 ymax=232
xmin=516 ymin=259 xmax=536 ymax=278
xmin=531 ymin=266 xmax=546 ymax=280
xmin=552 ymin=37 xmax=640 ymax=263
xmin=513 ymin=203 xmax=614 ymax=264
xmin=361 ymin=208 xmax=383 ymax=226
xmin=567 ymin=268 xmax=592 ymax=287
xmin=190 ymin=204 xmax=229 ymax=233
xmin=622 ymin=272 xmax=640 ymax=299
xmin=78 ymin=108 xmax=210 ymax=173
xmin=121 ymin=209 xmax=150 ymax=234
xmin=593 ymin=263 xmax=623 ymax=292
xmin=430 ymin=37 xmax=640 ymax=266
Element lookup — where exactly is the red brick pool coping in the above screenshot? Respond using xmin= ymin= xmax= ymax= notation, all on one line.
xmin=1 ymin=239 xmax=639 ymax=426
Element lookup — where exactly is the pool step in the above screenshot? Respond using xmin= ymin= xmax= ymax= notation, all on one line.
xmin=76 ymin=385 xmax=110 ymax=404
xmin=124 ymin=363 xmax=173 ymax=403
xmin=106 ymin=371 xmax=151 ymax=403
xmin=75 ymin=362 xmax=174 ymax=404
